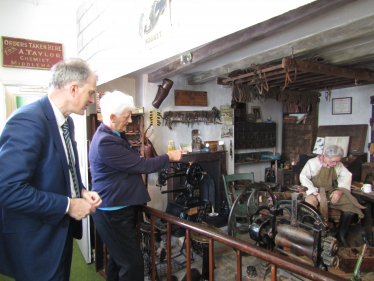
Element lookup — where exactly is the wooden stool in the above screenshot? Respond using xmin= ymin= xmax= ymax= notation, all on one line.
xmin=190 ymin=224 xmax=223 ymax=280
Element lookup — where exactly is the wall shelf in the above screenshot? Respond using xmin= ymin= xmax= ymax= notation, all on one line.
xmin=235 ymin=150 xmax=278 ymax=166
xmin=235 ymin=159 xmax=273 ymax=166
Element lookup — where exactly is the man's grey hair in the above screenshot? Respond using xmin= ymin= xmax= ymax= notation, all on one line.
xmin=100 ymin=91 xmax=136 ymax=124
xmin=324 ymin=145 xmax=344 ymax=158
xmin=49 ymin=58 xmax=97 ymax=89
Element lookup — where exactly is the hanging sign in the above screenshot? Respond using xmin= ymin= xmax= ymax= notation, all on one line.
xmin=175 ymin=90 xmax=207 ymax=106
xmin=2 ymin=36 xmax=63 ymax=70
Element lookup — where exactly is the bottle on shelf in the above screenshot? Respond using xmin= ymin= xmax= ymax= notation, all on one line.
xmin=266 ymin=170 xmax=275 ymax=183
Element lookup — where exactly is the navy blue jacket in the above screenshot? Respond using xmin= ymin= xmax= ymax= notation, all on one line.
xmin=0 ymin=95 xmax=83 ymax=280
xmin=89 ymin=123 xmax=169 ymax=207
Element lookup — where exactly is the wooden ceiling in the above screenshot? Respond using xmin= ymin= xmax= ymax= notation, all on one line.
xmin=144 ymin=0 xmax=374 ymax=93
xmin=146 ymin=0 xmax=358 ymax=83
xmin=216 ymin=58 xmax=374 ymax=92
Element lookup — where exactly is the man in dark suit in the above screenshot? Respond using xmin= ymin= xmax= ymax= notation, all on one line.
xmin=0 ymin=58 xmax=102 ymax=281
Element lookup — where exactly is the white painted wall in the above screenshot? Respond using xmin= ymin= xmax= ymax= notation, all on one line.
xmin=318 ymin=84 xmax=374 ymax=159
xmin=96 ymin=78 xmax=136 ymax=98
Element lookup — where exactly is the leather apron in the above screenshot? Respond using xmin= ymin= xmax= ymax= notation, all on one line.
xmin=312 ymin=166 xmax=365 ymax=218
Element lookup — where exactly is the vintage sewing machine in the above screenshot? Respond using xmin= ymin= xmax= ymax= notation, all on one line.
xmin=228 ymin=183 xmax=339 ymax=270
xmin=157 ymin=162 xmax=212 ymax=223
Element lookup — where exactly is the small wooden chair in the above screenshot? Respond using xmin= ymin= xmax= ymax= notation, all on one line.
xmin=223 ymin=173 xmax=255 ymax=209
xmin=222 ymin=173 xmax=254 ymax=237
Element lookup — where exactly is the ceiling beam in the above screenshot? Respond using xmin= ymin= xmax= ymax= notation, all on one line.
xmin=147 ymin=0 xmax=356 ymax=83
xmin=186 ymin=14 xmax=374 ymax=85
xmin=317 ymin=40 xmax=374 ymax=65
xmin=282 ymin=58 xmax=374 ymax=82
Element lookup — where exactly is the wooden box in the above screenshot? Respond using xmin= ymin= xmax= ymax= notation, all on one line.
xmin=338 ymin=247 xmax=374 ymax=273
xmin=361 ymin=162 xmax=374 ymax=182
xmin=277 ymin=169 xmax=294 ymax=187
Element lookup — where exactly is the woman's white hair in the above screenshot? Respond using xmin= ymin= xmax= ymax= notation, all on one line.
xmin=100 ymin=91 xmax=135 ymax=124
xmin=324 ymin=145 xmax=344 ymax=158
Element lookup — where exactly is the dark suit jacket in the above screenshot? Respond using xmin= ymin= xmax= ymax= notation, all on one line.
xmin=0 ymin=95 xmax=83 ymax=281
xmin=89 ymin=123 xmax=169 ymax=207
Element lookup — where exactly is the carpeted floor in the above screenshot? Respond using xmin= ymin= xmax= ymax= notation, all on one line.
xmin=0 ymin=240 xmax=103 ymax=281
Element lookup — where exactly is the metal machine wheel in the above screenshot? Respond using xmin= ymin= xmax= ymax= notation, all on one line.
xmin=227 ymin=183 xmax=277 ymax=238
xmin=186 ymin=163 xmax=204 ymax=186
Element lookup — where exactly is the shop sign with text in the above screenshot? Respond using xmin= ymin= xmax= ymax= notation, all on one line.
xmin=2 ymin=36 xmax=63 ymax=70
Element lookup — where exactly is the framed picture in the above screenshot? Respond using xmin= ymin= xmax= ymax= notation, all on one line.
xmin=251 ymin=106 xmax=263 ymax=122
xmin=332 ymin=97 xmax=352 ymax=115
xmin=220 ymin=105 xmax=234 ymax=125
xmin=221 ymin=126 xmax=233 ymax=138
xmin=179 ymin=142 xmax=192 ymax=152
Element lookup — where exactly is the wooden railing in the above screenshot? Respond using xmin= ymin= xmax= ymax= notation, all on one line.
xmin=138 ymin=205 xmax=346 ymax=281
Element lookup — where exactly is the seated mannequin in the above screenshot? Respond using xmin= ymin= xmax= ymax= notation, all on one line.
xmin=300 ymin=145 xmax=365 ymax=247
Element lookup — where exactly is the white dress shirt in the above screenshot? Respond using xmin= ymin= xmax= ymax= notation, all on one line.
xmin=300 ymin=157 xmax=352 ymax=195
xmin=48 ymin=97 xmax=79 ymax=212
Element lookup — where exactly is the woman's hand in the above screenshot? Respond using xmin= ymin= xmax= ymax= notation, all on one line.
xmin=166 ymin=150 xmax=189 ymax=161
xmin=330 ymin=190 xmax=343 ymax=204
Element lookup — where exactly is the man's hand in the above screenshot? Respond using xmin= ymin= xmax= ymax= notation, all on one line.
xmin=166 ymin=150 xmax=189 ymax=161
xmin=330 ymin=190 xmax=343 ymax=204
xmin=67 ymin=198 xmax=97 ymax=220
xmin=81 ymin=188 xmax=102 ymax=208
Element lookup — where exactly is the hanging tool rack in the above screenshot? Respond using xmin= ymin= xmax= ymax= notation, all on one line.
xmin=217 ymin=58 xmax=374 ymax=104
xmin=162 ymin=107 xmax=221 ymax=130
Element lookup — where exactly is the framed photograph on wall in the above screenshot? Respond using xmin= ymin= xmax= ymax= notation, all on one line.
xmin=332 ymin=97 xmax=352 ymax=115
xmin=251 ymin=106 xmax=263 ymax=122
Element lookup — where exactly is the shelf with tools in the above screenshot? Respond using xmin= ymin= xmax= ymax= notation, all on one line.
xmin=281 ymin=102 xmax=318 ymax=163
xmin=234 ymin=149 xmax=279 ymax=166
xmin=89 ymin=112 xmax=145 ymax=158
xmin=234 ymin=103 xmax=276 ymax=149
xmin=124 ymin=114 xmax=144 ymax=157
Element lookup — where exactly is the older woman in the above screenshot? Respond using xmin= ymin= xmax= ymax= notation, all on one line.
xmin=89 ymin=91 xmax=187 ymax=281
xmin=300 ymin=145 xmax=365 ymax=247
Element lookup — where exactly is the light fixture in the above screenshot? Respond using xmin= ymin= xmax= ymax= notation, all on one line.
xmin=180 ymin=53 xmax=192 ymax=65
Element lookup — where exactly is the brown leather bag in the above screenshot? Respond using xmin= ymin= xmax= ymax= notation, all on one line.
xmin=144 ymin=126 xmax=158 ymax=159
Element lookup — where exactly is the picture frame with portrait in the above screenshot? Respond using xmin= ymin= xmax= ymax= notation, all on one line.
xmin=251 ymin=106 xmax=263 ymax=122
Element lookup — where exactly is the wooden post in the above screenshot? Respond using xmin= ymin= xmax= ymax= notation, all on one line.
xmin=236 ymin=250 xmax=242 ymax=281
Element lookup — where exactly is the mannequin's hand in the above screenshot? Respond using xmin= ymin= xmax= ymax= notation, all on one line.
xmin=330 ymin=190 xmax=343 ymax=204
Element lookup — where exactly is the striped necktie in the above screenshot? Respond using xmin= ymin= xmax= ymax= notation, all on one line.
xmin=61 ymin=120 xmax=80 ymax=198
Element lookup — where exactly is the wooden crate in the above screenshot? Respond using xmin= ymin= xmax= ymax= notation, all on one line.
xmin=361 ymin=162 xmax=374 ymax=182
xmin=338 ymin=247 xmax=374 ymax=273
